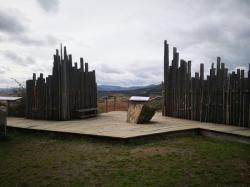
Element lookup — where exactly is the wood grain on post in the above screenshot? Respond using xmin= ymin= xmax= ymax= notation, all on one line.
xmin=162 ymin=41 xmax=250 ymax=127
xmin=26 ymin=45 xmax=97 ymax=120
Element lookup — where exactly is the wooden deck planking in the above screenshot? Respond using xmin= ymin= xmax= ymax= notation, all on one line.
xmin=7 ymin=111 xmax=250 ymax=139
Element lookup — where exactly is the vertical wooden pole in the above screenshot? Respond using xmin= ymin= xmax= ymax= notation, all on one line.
xmin=163 ymin=40 xmax=169 ymax=116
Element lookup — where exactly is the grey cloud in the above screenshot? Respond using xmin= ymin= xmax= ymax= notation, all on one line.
xmin=1 ymin=0 xmax=250 ymax=87
xmin=0 ymin=65 xmax=10 ymax=74
xmin=96 ymin=64 xmax=123 ymax=74
xmin=95 ymin=60 xmax=162 ymax=86
xmin=128 ymin=61 xmax=163 ymax=85
xmin=31 ymin=65 xmax=50 ymax=74
xmin=0 ymin=9 xmax=26 ymax=34
xmin=37 ymin=0 xmax=60 ymax=13
xmin=8 ymin=34 xmax=59 ymax=46
xmin=0 ymin=7 xmax=58 ymax=47
xmin=170 ymin=4 xmax=250 ymax=73
xmin=138 ymin=0 xmax=250 ymax=77
xmin=3 ymin=51 xmax=36 ymax=66
xmin=128 ymin=60 xmax=162 ymax=73
xmin=0 ymin=69 xmax=5 ymax=74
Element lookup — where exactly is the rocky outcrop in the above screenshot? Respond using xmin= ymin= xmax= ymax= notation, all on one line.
xmin=127 ymin=103 xmax=155 ymax=124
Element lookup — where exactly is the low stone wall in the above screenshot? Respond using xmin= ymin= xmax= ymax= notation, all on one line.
xmin=0 ymin=106 xmax=7 ymax=138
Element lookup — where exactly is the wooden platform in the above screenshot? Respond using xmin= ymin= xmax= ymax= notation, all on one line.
xmin=7 ymin=111 xmax=250 ymax=143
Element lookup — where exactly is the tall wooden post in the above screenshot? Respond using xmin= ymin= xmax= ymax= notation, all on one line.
xmin=162 ymin=40 xmax=250 ymax=127
xmin=163 ymin=40 xmax=169 ymax=116
xmin=26 ymin=45 xmax=97 ymax=120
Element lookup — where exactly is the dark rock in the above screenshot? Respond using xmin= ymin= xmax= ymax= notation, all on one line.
xmin=127 ymin=103 xmax=155 ymax=124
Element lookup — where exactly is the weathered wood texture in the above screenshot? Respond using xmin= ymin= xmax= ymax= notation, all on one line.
xmin=0 ymin=106 xmax=7 ymax=137
xmin=26 ymin=45 xmax=97 ymax=120
xmin=163 ymin=40 xmax=250 ymax=127
xmin=127 ymin=102 xmax=155 ymax=124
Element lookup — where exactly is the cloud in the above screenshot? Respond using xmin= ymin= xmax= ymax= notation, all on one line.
xmin=3 ymin=51 xmax=36 ymax=66
xmin=0 ymin=78 xmax=12 ymax=88
xmin=1 ymin=66 xmax=10 ymax=71
xmin=8 ymin=34 xmax=59 ymax=46
xmin=0 ymin=65 xmax=10 ymax=75
xmin=162 ymin=1 xmax=250 ymax=75
xmin=0 ymin=9 xmax=26 ymax=34
xmin=95 ymin=64 xmax=123 ymax=74
xmin=1 ymin=0 xmax=250 ymax=87
xmin=37 ymin=0 xmax=60 ymax=13
xmin=0 ymin=7 xmax=58 ymax=47
xmin=95 ymin=59 xmax=162 ymax=86
xmin=0 ymin=69 xmax=5 ymax=74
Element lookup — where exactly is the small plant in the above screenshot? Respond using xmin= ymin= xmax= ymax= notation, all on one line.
xmin=11 ymin=78 xmax=25 ymax=97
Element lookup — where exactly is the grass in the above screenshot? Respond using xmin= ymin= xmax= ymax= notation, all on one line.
xmin=0 ymin=130 xmax=250 ymax=187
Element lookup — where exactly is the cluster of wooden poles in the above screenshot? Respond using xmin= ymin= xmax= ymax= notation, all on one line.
xmin=26 ymin=45 xmax=97 ymax=120
xmin=162 ymin=40 xmax=250 ymax=127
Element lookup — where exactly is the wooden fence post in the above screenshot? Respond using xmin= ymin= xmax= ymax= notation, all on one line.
xmin=163 ymin=40 xmax=250 ymax=127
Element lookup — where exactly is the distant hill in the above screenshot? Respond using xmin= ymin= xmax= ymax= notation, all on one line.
xmin=1 ymin=84 xmax=162 ymax=97
xmin=97 ymin=84 xmax=157 ymax=92
xmin=0 ymin=88 xmax=19 ymax=95
xmin=98 ymin=84 xmax=162 ymax=97
xmin=119 ymin=84 xmax=161 ymax=96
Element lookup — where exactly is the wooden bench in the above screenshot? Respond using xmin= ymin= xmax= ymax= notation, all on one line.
xmin=75 ymin=108 xmax=98 ymax=119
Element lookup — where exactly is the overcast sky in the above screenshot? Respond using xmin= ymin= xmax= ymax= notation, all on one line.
xmin=0 ymin=0 xmax=250 ymax=88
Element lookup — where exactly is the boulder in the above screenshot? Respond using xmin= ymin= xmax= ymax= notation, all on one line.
xmin=0 ymin=106 xmax=7 ymax=138
xmin=127 ymin=103 xmax=155 ymax=124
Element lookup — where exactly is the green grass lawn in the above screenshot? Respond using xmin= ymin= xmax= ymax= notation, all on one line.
xmin=0 ymin=130 xmax=250 ymax=187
